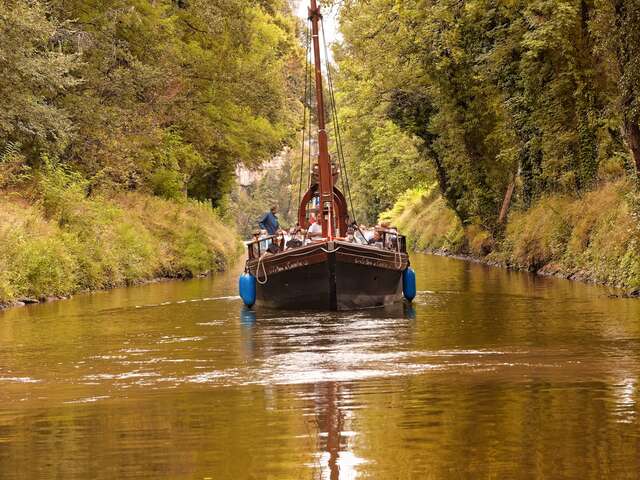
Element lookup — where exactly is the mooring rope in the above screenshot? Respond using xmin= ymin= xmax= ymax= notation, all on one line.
xmin=256 ymin=254 xmax=268 ymax=285
xmin=394 ymin=237 xmax=404 ymax=270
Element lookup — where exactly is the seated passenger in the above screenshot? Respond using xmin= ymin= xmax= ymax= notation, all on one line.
xmin=345 ymin=226 xmax=355 ymax=243
xmin=386 ymin=225 xmax=399 ymax=249
xmin=275 ymin=229 xmax=286 ymax=250
xmin=308 ymin=219 xmax=323 ymax=239
xmin=351 ymin=225 xmax=367 ymax=244
xmin=368 ymin=229 xmax=383 ymax=248
xmin=259 ymin=229 xmax=269 ymax=251
xmin=286 ymin=227 xmax=303 ymax=249
xmin=251 ymin=229 xmax=261 ymax=257
xmin=266 ymin=241 xmax=280 ymax=255
xmin=360 ymin=225 xmax=374 ymax=243
xmin=283 ymin=227 xmax=293 ymax=245
xmin=299 ymin=228 xmax=310 ymax=245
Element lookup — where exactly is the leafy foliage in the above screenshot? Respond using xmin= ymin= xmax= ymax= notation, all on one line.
xmin=231 ymin=148 xmax=297 ymax=237
xmin=0 ymin=1 xmax=79 ymax=158
xmin=0 ymin=0 xmax=302 ymax=204
xmin=0 ymin=184 xmax=240 ymax=303
xmin=335 ymin=0 xmax=640 ymax=229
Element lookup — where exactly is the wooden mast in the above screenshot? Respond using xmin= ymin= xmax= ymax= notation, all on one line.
xmin=308 ymin=0 xmax=335 ymax=238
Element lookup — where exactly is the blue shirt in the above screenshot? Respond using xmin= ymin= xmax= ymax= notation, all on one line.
xmin=258 ymin=211 xmax=279 ymax=235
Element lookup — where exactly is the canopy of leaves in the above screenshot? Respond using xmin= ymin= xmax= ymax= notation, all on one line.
xmin=335 ymin=0 xmax=640 ymax=229
xmin=0 ymin=0 xmax=303 ymax=205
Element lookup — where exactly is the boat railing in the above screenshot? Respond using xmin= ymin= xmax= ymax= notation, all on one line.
xmin=379 ymin=230 xmax=407 ymax=254
xmin=246 ymin=235 xmax=283 ymax=260
xmin=246 ymin=230 xmax=407 ymax=260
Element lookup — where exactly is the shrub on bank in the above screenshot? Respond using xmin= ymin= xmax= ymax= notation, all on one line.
xmin=383 ymin=180 xmax=640 ymax=290
xmin=0 ymin=187 xmax=240 ymax=305
xmin=381 ymin=184 xmax=464 ymax=252
xmin=501 ymin=181 xmax=640 ymax=288
xmin=501 ymin=196 xmax=574 ymax=270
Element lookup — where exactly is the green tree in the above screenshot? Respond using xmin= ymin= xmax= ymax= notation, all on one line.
xmin=1 ymin=0 xmax=303 ymax=207
xmin=0 ymin=1 xmax=79 ymax=163
xmin=591 ymin=0 xmax=640 ymax=181
xmin=335 ymin=0 xmax=634 ymax=228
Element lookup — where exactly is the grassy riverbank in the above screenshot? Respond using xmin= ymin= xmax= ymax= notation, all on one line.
xmin=0 ymin=188 xmax=241 ymax=308
xmin=383 ymin=181 xmax=640 ymax=293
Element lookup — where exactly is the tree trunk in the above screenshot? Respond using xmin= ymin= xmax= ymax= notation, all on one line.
xmin=625 ymin=119 xmax=640 ymax=183
xmin=498 ymin=179 xmax=516 ymax=225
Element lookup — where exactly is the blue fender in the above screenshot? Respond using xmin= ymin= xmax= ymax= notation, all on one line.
xmin=239 ymin=273 xmax=256 ymax=308
xmin=402 ymin=267 xmax=416 ymax=302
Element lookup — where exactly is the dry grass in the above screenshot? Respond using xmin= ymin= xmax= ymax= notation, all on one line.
xmin=501 ymin=180 xmax=640 ymax=287
xmin=384 ymin=180 xmax=640 ymax=290
xmin=381 ymin=184 xmax=464 ymax=252
xmin=0 ymin=190 xmax=241 ymax=304
xmin=502 ymin=196 xmax=574 ymax=270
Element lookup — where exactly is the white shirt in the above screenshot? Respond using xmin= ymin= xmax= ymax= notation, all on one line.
xmin=308 ymin=222 xmax=322 ymax=236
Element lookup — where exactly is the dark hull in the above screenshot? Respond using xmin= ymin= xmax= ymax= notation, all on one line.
xmin=246 ymin=241 xmax=409 ymax=310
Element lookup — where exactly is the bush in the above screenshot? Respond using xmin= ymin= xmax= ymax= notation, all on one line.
xmin=503 ymin=197 xmax=573 ymax=270
xmin=466 ymin=224 xmax=494 ymax=256
xmin=176 ymin=226 xmax=214 ymax=276
xmin=150 ymin=168 xmax=185 ymax=201
xmin=0 ymin=188 xmax=241 ymax=304
xmin=14 ymin=236 xmax=78 ymax=298
xmin=37 ymin=158 xmax=89 ymax=224
xmin=380 ymin=183 xmax=464 ymax=252
xmin=383 ymin=179 xmax=640 ymax=290
xmin=0 ymin=142 xmax=30 ymax=188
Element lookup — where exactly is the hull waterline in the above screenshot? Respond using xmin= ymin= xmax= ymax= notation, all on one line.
xmin=246 ymin=241 xmax=409 ymax=310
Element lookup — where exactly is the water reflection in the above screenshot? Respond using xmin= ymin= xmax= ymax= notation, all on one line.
xmin=311 ymin=383 xmax=364 ymax=480
xmin=241 ymin=313 xmax=387 ymax=480
xmin=1 ymin=254 xmax=640 ymax=479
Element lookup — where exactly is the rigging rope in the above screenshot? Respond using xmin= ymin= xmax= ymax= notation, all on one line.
xmin=306 ymin=37 xmax=313 ymax=195
xmin=319 ymin=20 xmax=347 ymax=198
xmin=297 ymin=22 xmax=311 ymax=210
xmin=320 ymin=18 xmax=358 ymax=226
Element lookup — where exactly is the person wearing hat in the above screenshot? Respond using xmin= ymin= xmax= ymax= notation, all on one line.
xmin=258 ymin=205 xmax=279 ymax=235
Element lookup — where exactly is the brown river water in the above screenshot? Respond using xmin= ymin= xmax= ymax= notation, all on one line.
xmin=1 ymin=253 xmax=640 ymax=479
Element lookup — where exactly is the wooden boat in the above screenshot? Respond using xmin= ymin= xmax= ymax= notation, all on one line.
xmin=246 ymin=238 xmax=408 ymax=310
xmin=241 ymin=0 xmax=412 ymax=311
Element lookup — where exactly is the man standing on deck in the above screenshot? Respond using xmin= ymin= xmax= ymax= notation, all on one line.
xmin=258 ymin=205 xmax=279 ymax=235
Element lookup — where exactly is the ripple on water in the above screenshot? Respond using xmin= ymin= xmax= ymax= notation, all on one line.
xmin=157 ymin=336 xmax=206 ymax=344
xmin=184 ymin=371 xmax=234 ymax=384
xmin=118 ymin=348 xmax=156 ymax=355
xmin=64 ymin=395 xmax=110 ymax=404
xmin=71 ymin=347 xmax=550 ymax=390
xmin=83 ymin=371 xmax=161 ymax=381
xmin=134 ymin=295 xmax=240 ymax=309
xmin=0 ymin=377 xmax=40 ymax=384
